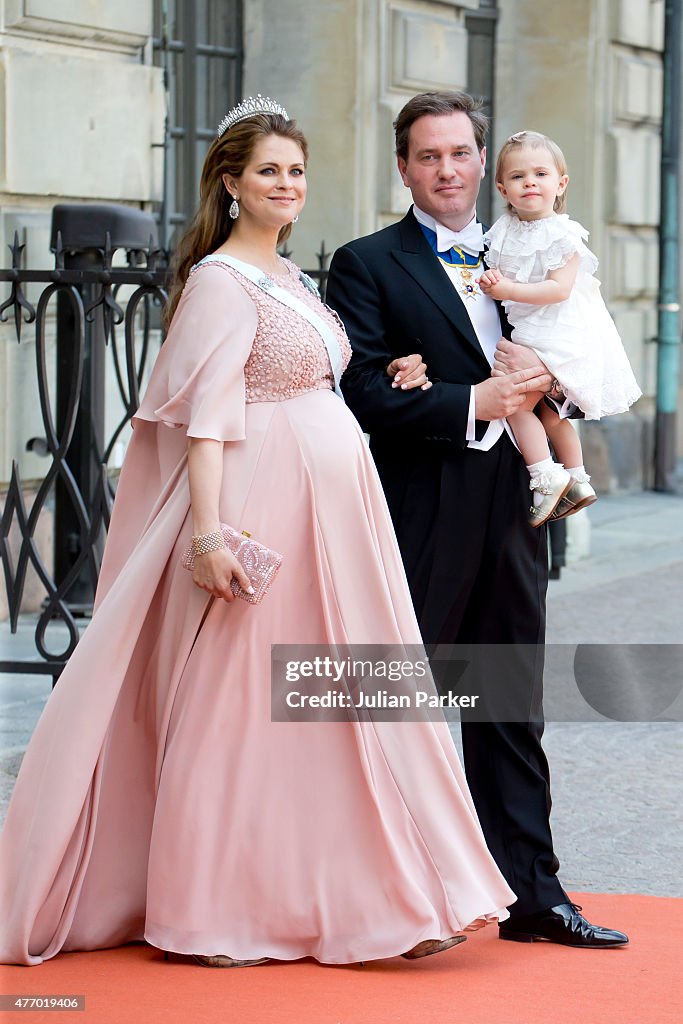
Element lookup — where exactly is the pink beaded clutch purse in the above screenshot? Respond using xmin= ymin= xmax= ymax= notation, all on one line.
xmin=181 ymin=524 xmax=283 ymax=604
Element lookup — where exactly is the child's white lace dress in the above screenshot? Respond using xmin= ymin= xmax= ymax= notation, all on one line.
xmin=484 ymin=212 xmax=641 ymax=419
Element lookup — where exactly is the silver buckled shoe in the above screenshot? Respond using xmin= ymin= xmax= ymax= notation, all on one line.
xmin=528 ymin=466 xmax=571 ymax=528
xmin=551 ymin=477 xmax=597 ymax=520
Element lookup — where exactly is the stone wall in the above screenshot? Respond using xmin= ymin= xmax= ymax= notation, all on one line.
xmin=0 ymin=1 xmax=164 ymax=617
xmin=244 ymin=0 xmax=478 ymax=263
xmin=1 ymin=0 xmax=678 ymax=627
xmin=495 ymin=0 xmax=673 ymax=492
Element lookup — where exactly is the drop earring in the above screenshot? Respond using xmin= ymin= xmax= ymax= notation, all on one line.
xmin=292 ymin=214 xmax=299 ymax=223
xmin=229 ymin=195 xmax=240 ymax=219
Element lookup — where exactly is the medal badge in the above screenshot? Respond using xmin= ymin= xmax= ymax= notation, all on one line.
xmin=455 ymin=265 xmax=481 ymax=301
xmin=438 ymin=245 xmax=483 ymax=301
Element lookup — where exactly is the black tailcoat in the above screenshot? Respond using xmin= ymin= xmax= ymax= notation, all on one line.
xmin=326 ymin=209 xmax=566 ymax=916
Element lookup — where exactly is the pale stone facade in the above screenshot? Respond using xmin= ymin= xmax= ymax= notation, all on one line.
xmin=0 ymin=0 xmax=678 ymax=619
xmin=244 ymin=0 xmax=479 ymax=265
xmin=247 ymin=0 xmax=674 ymax=494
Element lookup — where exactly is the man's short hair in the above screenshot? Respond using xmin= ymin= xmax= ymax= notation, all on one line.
xmin=394 ymin=91 xmax=489 ymax=160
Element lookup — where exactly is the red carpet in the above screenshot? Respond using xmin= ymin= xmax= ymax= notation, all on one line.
xmin=1 ymin=894 xmax=680 ymax=1024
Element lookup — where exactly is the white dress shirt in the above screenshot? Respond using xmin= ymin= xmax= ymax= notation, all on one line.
xmin=413 ymin=206 xmax=576 ymax=450
xmin=412 ymin=206 xmax=511 ymax=451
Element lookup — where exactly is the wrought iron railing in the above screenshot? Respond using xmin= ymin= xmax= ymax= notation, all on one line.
xmin=0 ymin=233 xmax=331 ymax=682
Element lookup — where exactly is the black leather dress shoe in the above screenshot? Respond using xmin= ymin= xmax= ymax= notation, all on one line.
xmin=499 ymin=902 xmax=629 ymax=948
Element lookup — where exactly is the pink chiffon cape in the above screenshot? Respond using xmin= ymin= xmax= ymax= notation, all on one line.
xmin=0 ymin=261 xmax=515 ymax=965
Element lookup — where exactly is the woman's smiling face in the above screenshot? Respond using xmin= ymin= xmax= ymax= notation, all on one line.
xmin=223 ymin=134 xmax=307 ymax=229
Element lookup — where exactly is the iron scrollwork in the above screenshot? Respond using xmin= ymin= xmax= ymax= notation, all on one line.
xmin=0 ymin=235 xmax=329 ymax=682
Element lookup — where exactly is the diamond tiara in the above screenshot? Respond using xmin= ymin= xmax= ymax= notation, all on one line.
xmin=216 ymin=95 xmax=289 ymax=138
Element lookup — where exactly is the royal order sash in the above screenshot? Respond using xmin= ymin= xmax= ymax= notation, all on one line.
xmin=196 ymin=253 xmax=344 ymax=398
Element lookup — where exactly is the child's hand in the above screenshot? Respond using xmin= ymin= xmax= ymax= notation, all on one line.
xmin=478 ymin=269 xmax=501 ymax=292
xmin=479 ymin=269 xmax=515 ymax=301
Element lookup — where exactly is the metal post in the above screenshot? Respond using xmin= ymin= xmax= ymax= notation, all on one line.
xmin=654 ymin=0 xmax=682 ymax=491
xmin=547 ymin=518 xmax=567 ymax=581
xmin=50 ymin=204 xmax=159 ymax=614
xmin=54 ymin=251 xmax=106 ymax=612
xmin=157 ymin=0 xmax=172 ymax=252
xmin=465 ymin=0 xmax=498 ymax=226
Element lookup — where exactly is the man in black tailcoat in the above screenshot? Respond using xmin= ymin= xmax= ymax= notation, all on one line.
xmin=326 ymin=91 xmax=628 ymax=948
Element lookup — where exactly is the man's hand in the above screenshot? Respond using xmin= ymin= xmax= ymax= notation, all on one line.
xmin=479 ymin=269 xmax=515 ymax=301
xmin=493 ymin=338 xmax=552 ymax=391
xmin=474 ymin=367 xmax=550 ymax=420
xmin=387 ymin=353 xmax=432 ymax=390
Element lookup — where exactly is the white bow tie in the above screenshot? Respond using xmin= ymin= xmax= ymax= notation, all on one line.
xmin=435 ymin=219 xmax=485 ymax=257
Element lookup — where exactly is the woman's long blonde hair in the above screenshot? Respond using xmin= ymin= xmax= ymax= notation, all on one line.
xmin=164 ymin=113 xmax=308 ymax=328
xmin=495 ymin=130 xmax=569 ymax=214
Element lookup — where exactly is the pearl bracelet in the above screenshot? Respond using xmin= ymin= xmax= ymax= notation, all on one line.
xmin=190 ymin=530 xmax=227 ymax=557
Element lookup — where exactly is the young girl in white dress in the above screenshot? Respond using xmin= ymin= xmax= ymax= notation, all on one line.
xmin=479 ymin=130 xmax=641 ymax=526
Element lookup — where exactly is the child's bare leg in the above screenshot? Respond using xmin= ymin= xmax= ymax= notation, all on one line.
xmin=538 ymin=400 xmax=597 ymax=516
xmin=507 ymin=391 xmax=551 ymax=465
xmin=508 ymin=392 xmax=571 ymax=526
xmin=538 ymin=402 xmax=583 ymax=469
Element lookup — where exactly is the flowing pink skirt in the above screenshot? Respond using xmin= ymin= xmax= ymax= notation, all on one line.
xmin=0 ymin=391 xmax=514 ymax=965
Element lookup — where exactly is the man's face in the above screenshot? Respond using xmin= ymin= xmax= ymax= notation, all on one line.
xmin=397 ymin=112 xmax=486 ymax=229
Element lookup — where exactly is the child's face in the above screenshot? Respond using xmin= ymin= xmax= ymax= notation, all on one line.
xmin=496 ymin=145 xmax=568 ymax=220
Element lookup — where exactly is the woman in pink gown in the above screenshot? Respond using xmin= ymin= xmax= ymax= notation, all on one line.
xmin=0 ymin=100 xmax=514 ymax=967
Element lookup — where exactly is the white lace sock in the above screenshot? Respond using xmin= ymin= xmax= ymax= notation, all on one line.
xmin=565 ymin=464 xmax=590 ymax=483
xmin=527 ymin=457 xmax=555 ymax=472
xmin=527 ymin=457 xmax=558 ymax=507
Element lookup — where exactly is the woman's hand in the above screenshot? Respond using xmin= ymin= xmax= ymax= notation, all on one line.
xmin=186 ymin=438 xmax=254 ymax=602
xmin=191 ymin=547 xmax=254 ymax=602
xmin=387 ymin=353 xmax=432 ymax=390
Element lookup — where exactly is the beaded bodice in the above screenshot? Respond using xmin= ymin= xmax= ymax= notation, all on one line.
xmin=193 ymin=258 xmax=351 ymax=403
